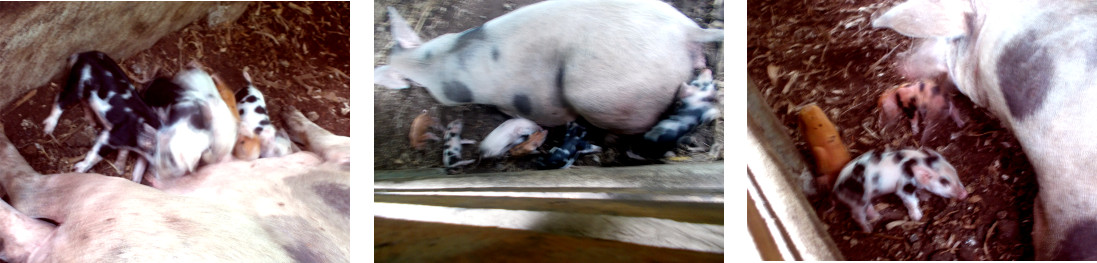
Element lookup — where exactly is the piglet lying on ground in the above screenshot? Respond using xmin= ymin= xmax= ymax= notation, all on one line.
xmin=833 ymin=148 xmax=967 ymax=232
xmin=442 ymin=119 xmax=476 ymax=168
xmin=479 ymin=118 xmax=542 ymax=159
xmin=0 ymin=106 xmax=348 ymax=262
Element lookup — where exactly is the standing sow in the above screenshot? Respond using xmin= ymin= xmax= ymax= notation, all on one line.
xmin=375 ymin=0 xmax=723 ymax=134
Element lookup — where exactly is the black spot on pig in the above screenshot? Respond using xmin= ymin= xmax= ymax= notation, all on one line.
xmin=313 ymin=183 xmax=349 ymax=216
xmin=234 ymin=87 xmax=252 ymax=102
xmin=244 ymin=95 xmax=258 ymax=103
xmin=451 ymin=26 xmax=486 ymax=53
xmin=850 ymin=163 xmax=866 ymax=184
xmin=255 ymin=127 xmax=264 ymax=135
xmin=902 ymin=182 xmax=917 ymax=195
xmin=260 ymin=119 xmax=271 ymax=126
xmin=1054 ymin=220 xmax=1097 ymax=260
xmin=442 ymin=81 xmax=473 ymax=103
xmin=901 ymin=159 xmax=917 ymax=179
xmin=238 ymin=108 xmax=245 ymax=115
xmin=997 ymin=29 xmax=1052 ymax=121
xmin=892 ymin=151 xmax=905 ymax=163
xmin=924 ymin=154 xmax=940 ymax=167
xmin=837 ymin=176 xmax=865 ymax=200
xmin=513 ymin=94 xmax=532 ymax=115
xmin=492 ymin=47 xmax=500 ymax=61
xmin=868 ymin=151 xmax=881 ymax=163
xmin=256 ymin=106 xmax=267 ymax=115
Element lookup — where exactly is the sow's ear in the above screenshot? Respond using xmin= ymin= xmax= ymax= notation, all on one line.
xmin=387 ymin=7 xmax=423 ymax=49
xmin=872 ymin=0 xmax=972 ymax=39
xmin=375 ymin=66 xmax=409 ymax=89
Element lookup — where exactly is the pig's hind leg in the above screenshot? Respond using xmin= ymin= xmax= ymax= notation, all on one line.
xmin=281 ymin=106 xmax=349 ymax=165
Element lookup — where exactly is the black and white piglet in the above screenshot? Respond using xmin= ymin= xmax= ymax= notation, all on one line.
xmin=833 ymin=148 xmax=968 ymax=233
xmin=141 ymin=67 xmax=238 ymax=179
xmin=42 ymin=51 xmax=162 ymax=182
xmin=535 ymin=122 xmax=601 ymax=169
xmin=234 ymin=71 xmax=293 ymax=160
xmin=141 ymin=76 xmax=212 ymax=179
xmin=442 ymin=119 xmax=476 ymax=168
xmin=631 ymin=69 xmax=720 ymax=159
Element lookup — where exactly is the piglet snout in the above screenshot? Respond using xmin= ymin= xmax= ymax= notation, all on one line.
xmin=955 ymin=188 xmax=968 ymax=200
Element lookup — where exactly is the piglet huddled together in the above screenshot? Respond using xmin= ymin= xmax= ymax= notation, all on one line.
xmin=43 ymin=51 xmax=302 ymax=183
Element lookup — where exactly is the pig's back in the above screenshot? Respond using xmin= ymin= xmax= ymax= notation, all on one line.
xmin=477 ymin=0 xmax=709 ymax=133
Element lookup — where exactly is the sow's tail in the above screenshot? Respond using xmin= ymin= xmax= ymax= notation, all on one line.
xmin=690 ymin=28 xmax=724 ymax=42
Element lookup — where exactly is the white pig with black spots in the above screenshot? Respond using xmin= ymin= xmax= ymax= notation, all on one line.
xmin=833 ymin=148 xmax=967 ymax=232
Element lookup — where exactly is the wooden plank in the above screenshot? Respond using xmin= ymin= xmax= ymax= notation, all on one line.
xmin=376 ymin=194 xmax=723 ymax=225
xmin=375 ymin=217 xmax=723 ymax=263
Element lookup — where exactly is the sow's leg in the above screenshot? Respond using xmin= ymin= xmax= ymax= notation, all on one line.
xmin=281 ymin=106 xmax=349 ymax=167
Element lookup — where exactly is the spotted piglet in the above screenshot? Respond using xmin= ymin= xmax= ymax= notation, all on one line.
xmin=631 ymin=69 xmax=720 ymax=159
xmin=442 ymin=119 xmax=476 ymax=168
xmin=234 ymin=72 xmax=293 ymax=160
xmin=877 ymin=79 xmax=965 ymax=143
xmin=42 ymin=51 xmax=162 ymax=181
xmin=479 ymin=118 xmax=542 ymax=159
xmin=141 ymin=76 xmax=213 ymax=179
xmin=535 ymin=122 xmax=601 ymax=169
xmin=833 ymin=148 xmax=967 ymax=232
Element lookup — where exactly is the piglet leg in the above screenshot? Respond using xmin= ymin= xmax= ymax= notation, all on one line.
xmin=113 ymin=150 xmax=129 ymax=174
xmin=948 ymin=101 xmax=965 ymax=127
xmin=853 ymin=204 xmax=874 ymax=233
xmin=900 ymin=194 xmax=924 ymax=221
xmin=74 ymin=131 xmax=110 ymax=173
xmin=131 ymin=158 xmax=147 ymax=183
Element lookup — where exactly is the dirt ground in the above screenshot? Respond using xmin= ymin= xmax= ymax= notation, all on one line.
xmin=0 ymin=2 xmax=349 ymax=177
xmin=373 ymin=0 xmax=724 ymax=173
xmin=748 ymin=0 xmax=1037 ymax=260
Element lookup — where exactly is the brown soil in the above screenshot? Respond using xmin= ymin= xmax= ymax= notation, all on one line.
xmin=1 ymin=2 xmax=349 ymax=177
xmin=373 ymin=0 xmax=724 ymax=173
xmin=748 ymin=0 xmax=1036 ymax=260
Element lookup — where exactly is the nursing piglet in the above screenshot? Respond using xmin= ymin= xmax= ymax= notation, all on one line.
xmin=535 ymin=122 xmax=601 ymax=170
xmin=633 ymin=69 xmax=721 ymax=158
xmin=874 ymin=0 xmax=1097 ymax=258
xmin=234 ymin=72 xmax=293 ymax=160
xmin=833 ymin=148 xmax=966 ymax=233
xmin=375 ymin=0 xmax=723 ymax=134
xmin=141 ymin=76 xmax=212 ymax=180
xmin=42 ymin=51 xmax=162 ymax=181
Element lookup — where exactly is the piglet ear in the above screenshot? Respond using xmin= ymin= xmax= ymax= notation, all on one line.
xmin=872 ymin=0 xmax=972 ymax=39
xmin=913 ymin=165 xmax=938 ymax=185
xmin=374 ymin=66 xmax=410 ymax=89
xmin=387 ymin=7 xmax=423 ymax=49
